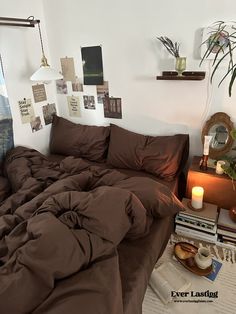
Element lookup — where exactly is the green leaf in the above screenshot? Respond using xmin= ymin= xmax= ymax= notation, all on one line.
xmin=230 ymin=129 xmax=236 ymax=140
xmin=210 ymin=49 xmax=232 ymax=83
xmin=229 ymin=67 xmax=236 ymax=96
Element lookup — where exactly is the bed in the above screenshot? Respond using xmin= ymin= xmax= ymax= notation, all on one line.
xmin=0 ymin=116 xmax=189 ymax=314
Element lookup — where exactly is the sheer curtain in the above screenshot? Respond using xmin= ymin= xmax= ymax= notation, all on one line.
xmin=0 ymin=54 xmax=13 ymax=164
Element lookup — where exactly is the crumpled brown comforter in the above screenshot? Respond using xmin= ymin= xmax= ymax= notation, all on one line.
xmin=0 ymin=147 xmax=181 ymax=314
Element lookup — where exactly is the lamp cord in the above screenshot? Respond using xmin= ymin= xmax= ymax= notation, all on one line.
xmin=37 ymin=22 xmax=45 ymax=57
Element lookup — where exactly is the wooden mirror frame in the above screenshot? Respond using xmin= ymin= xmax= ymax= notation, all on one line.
xmin=201 ymin=112 xmax=234 ymax=158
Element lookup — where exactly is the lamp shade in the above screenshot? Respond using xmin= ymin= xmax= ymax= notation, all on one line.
xmin=30 ymin=65 xmax=63 ymax=81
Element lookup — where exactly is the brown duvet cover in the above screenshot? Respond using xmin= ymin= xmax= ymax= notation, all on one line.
xmin=0 ymin=147 xmax=183 ymax=314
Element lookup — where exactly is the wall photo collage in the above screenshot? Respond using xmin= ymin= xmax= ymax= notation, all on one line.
xmin=18 ymin=85 xmax=57 ymax=133
xmin=57 ymin=46 xmax=122 ymax=119
xmin=17 ymin=44 xmax=123 ymax=135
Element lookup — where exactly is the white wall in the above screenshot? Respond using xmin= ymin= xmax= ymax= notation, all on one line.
xmin=42 ymin=0 xmax=236 ymax=157
xmin=0 ymin=0 xmax=58 ymax=154
xmin=5 ymin=0 xmax=236 ymax=156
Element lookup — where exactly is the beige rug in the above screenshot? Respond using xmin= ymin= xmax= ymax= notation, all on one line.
xmin=142 ymin=234 xmax=236 ymax=314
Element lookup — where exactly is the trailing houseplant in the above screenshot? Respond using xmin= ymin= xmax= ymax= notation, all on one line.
xmin=218 ymin=129 xmax=236 ymax=188
xmin=200 ymin=21 xmax=236 ymax=96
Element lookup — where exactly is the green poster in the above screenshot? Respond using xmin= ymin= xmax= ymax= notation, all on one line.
xmin=81 ymin=46 xmax=104 ymax=85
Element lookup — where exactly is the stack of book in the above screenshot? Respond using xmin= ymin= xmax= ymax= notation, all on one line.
xmin=175 ymin=198 xmax=218 ymax=243
xmin=217 ymin=208 xmax=236 ymax=247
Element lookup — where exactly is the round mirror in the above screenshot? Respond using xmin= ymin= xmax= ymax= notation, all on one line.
xmin=202 ymin=112 xmax=234 ymax=158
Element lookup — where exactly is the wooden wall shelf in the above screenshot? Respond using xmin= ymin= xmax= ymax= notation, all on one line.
xmin=156 ymin=71 xmax=205 ymax=81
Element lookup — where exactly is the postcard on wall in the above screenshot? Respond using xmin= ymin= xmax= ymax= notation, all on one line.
xmin=30 ymin=116 xmax=43 ymax=133
xmin=56 ymin=79 xmax=68 ymax=94
xmin=18 ymin=98 xmax=35 ymax=124
xmin=81 ymin=46 xmax=104 ymax=85
xmin=60 ymin=57 xmax=76 ymax=82
xmin=42 ymin=103 xmax=57 ymax=125
xmin=32 ymin=84 xmax=47 ymax=103
xmin=96 ymin=81 xmax=109 ymax=103
xmin=67 ymin=96 xmax=81 ymax=117
xmin=72 ymin=78 xmax=83 ymax=92
xmin=83 ymin=95 xmax=96 ymax=110
xmin=103 ymin=97 xmax=122 ymax=119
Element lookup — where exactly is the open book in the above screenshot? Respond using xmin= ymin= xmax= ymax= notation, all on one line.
xmin=149 ymin=261 xmax=191 ymax=304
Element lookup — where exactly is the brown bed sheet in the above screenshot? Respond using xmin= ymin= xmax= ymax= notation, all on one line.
xmin=48 ymin=154 xmax=175 ymax=313
xmin=118 ymin=215 xmax=174 ymax=314
xmin=48 ymin=154 xmax=179 ymax=194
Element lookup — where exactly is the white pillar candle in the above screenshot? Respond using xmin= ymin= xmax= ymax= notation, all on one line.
xmin=216 ymin=160 xmax=225 ymax=175
xmin=191 ymin=186 xmax=204 ymax=209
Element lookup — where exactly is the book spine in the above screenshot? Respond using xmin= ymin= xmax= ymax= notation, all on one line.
xmin=175 ymin=220 xmax=216 ymax=235
xmin=176 ymin=224 xmax=217 ymax=240
xmin=175 ymin=225 xmax=217 ymax=242
xmin=175 ymin=216 xmax=216 ymax=232
xmin=175 ymin=229 xmax=216 ymax=243
xmin=217 ymin=228 xmax=236 ymax=238
xmin=177 ymin=213 xmax=216 ymax=226
xmin=178 ymin=212 xmax=216 ymax=225
xmin=175 ymin=222 xmax=217 ymax=236
xmin=217 ymin=224 xmax=236 ymax=233
xmin=221 ymin=235 xmax=236 ymax=243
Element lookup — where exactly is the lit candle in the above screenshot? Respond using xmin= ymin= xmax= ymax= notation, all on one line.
xmin=191 ymin=186 xmax=204 ymax=209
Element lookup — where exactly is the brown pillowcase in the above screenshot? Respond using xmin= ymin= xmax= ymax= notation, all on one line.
xmin=107 ymin=124 xmax=146 ymax=170
xmin=50 ymin=116 xmax=110 ymax=162
xmin=142 ymin=134 xmax=189 ymax=180
xmin=107 ymin=124 xmax=189 ymax=181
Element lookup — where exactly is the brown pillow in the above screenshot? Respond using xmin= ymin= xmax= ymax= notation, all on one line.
xmin=50 ymin=116 xmax=110 ymax=162
xmin=142 ymin=134 xmax=189 ymax=180
xmin=107 ymin=124 xmax=146 ymax=170
xmin=107 ymin=124 xmax=189 ymax=181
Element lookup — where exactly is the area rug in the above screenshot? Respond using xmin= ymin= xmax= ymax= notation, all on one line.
xmin=142 ymin=234 xmax=236 ymax=314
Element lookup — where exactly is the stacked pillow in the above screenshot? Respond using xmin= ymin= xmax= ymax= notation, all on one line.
xmin=107 ymin=124 xmax=189 ymax=181
xmin=50 ymin=116 xmax=189 ymax=181
xmin=50 ymin=115 xmax=110 ymax=162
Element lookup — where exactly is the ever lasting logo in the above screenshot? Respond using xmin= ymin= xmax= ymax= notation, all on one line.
xmin=171 ymin=290 xmax=219 ymax=303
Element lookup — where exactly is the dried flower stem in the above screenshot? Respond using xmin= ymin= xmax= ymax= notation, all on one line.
xmin=157 ymin=36 xmax=180 ymax=58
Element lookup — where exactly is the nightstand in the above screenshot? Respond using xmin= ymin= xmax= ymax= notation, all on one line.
xmin=186 ymin=156 xmax=236 ymax=210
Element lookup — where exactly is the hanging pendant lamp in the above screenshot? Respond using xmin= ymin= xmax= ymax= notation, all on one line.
xmin=30 ymin=21 xmax=62 ymax=81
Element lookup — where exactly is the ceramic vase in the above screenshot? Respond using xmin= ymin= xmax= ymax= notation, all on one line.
xmin=175 ymin=57 xmax=186 ymax=76
xmin=194 ymin=247 xmax=212 ymax=269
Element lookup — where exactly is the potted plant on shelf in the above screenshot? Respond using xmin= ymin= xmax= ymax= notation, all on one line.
xmin=157 ymin=36 xmax=186 ymax=76
xmin=200 ymin=21 xmax=236 ymax=96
